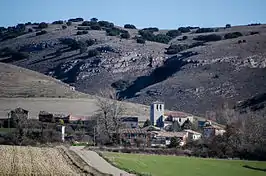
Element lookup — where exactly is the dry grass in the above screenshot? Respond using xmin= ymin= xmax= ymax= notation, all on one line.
xmin=0 ymin=62 xmax=89 ymax=98
xmin=0 ymin=145 xmax=80 ymax=175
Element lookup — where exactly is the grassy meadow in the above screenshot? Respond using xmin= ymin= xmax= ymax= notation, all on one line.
xmin=103 ymin=152 xmax=266 ymax=176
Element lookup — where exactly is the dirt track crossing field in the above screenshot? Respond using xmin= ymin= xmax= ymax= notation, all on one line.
xmin=0 ymin=145 xmax=81 ymax=176
xmin=70 ymin=146 xmax=134 ymax=176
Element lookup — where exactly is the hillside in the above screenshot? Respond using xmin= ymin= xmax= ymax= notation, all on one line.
xmin=1 ymin=19 xmax=266 ymax=116
xmin=0 ymin=62 xmax=88 ymax=98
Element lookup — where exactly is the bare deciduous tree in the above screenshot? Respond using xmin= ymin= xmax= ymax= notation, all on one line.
xmin=95 ymin=88 xmax=125 ymax=145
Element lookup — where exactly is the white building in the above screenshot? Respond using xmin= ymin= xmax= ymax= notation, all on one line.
xmin=184 ymin=129 xmax=202 ymax=141
xmin=150 ymin=101 xmax=165 ymax=127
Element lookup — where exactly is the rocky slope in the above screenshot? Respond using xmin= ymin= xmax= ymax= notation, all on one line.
xmin=0 ymin=20 xmax=266 ymax=116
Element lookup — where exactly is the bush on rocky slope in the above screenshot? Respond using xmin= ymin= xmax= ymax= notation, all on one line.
xmin=165 ymin=44 xmax=189 ymax=54
xmin=0 ymin=24 xmax=27 ymax=41
xmin=224 ymin=32 xmax=243 ymax=39
xmin=136 ymin=37 xmax=146 ymax=44
xmin=87 ymin=49 xmax=100 ymax=58
xmin=121 ymin=31 xmax=130 ymax=39
xmin=38 ymin=22 xmax=48 ymax=29
xmin=166 ymin=30 xmax=182 ymax=38
xmin=77 ymin=30 xmax=88 ymax=35
xmin=194 ymin=34 xmax=222 ymax=42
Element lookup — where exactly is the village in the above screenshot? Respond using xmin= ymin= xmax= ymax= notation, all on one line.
xmin=0 ymin=100 xmax=226 ymax=148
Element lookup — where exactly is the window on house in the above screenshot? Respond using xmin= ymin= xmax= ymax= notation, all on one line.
xmin=156 ymin=104 xmax=159 ymax=110
xmin=160 ymin=104 xmax=162 ymax=110
xmin=179 ymin=118 xmax=181 ymax=122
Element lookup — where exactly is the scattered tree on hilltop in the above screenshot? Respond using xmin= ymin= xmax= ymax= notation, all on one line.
xmin=52 ymin=20 xmax=64 ymax=25
xmin=38 ymin=22 xmax=48 ymax=29
xmin=195 ymin=28 xmax=215 ymax=33
xmin=124 ymin=24 xmax=136 ymax=29
xmin=166 ymin=30 xmax=182 ymax=38
xmin=178 ymin=27 xmax=191 ymax=33
xmin=90 ymin=18 xmax=98 ymax=22
xmin=98 ymin=21 xmax=114 ymax=28
xmin=225 ymin=24 xmax=231 ymax=28
xmin=68 ymin=18 xmax=84 ymax=22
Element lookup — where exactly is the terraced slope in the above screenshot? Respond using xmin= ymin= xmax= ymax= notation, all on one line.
xmin=1 ymin=20 xmax=266 ymax=116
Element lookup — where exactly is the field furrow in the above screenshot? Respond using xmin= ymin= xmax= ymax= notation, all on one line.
xmin=0 ymin=145 xmax=81 ymax=175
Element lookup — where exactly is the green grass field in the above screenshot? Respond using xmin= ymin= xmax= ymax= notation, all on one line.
xmin=103 ymin=152 xmax=266 ymax=176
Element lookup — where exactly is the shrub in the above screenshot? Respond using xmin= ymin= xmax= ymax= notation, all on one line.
xmin=154 ymin=34 xmax=171 ymax=44
xmin=86 ymin=39 xmax=95 ymax=46
xmin=81 ymin=21 xmax=91 ymax=26
xmin=66 ymin=21 xmax=72 ymax=26
xmin=136 ymin=37 xmax=145 ymax=44
xmin=124 ymin=24 xmax=136 ymax=29
xmin=195 ymin=28 xmax=214 ymax=33
xmin=25 ymin=22 xmax=32 ymax=26
xmin=224 ymin=32 xmax=243 ymax=39
xmin=68 ymin=18 xmax=84 ymax=22
xmin=248 ymin=23 xmax=261 ymax=26
xmin=238 ymin=40 xmax=242 ymax=44
xmin=178 ymin=27 xmax=190 ymax=33
xmin=121 ymin=31 xmax=130 ymax=39
xmin=194 ymin=34 xmax=222 ymax=42
xmin=87 ymin=49 xmax=100 ymax=57
xmin=36 ymin=30 xmax=47 ymax=36
xmin=38 ymin=22 xmax=48 ymax=29
xmin=166 ymin=30 xmax=182 ymax=38
xmin=111 ymin=80 xmax=131 ymax=91
xmin=165 ymin=44 xmax=189 ymax=54
xmin=106 ymin=27 xmax=121 ymax=36
xmin=28 ymin=28 xmax=33 ymax=33
xmin=187 ymin=26 xmax=200 ymax=30
xmin=182 ymin=36 xmax=188 ymax=40
xmin=90 ymin=24 xmax=101 ymax=30
xmin=52 ymin=20 xmax=64 ymax=24
xmin=250 ymin=31 xmax=259 ymax=35
xmin=142 ymin=27 xmax=159 ymax=33
xmin=77 ymin=30 xmax=88 ymax=35
xmin=98 ymin=21 xmax=114 ymax=28
xmin=138 ymin=30 xmax=155 ymax=41
xmin=225 ymin=24 xmax=231 ymax=28
xmin=62 ymin=25 xmax=67 ymax=30
xmin=77 ymin=26 xmax=90 ymax=30
xmin=90 ymin=17 xmax=98 ymax=22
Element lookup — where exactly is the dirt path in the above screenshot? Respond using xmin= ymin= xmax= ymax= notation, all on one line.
xmin=70 ymin=146 xmax=134 ymax=176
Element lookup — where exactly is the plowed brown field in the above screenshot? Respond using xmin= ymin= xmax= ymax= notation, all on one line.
xmin=0 ymin=145 xmax=80 ymax=175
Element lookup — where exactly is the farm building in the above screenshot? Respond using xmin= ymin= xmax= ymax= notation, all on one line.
xmin=151 ymin=131 xmax=188 ymax=147
xmin=118 ymin=128 xmax=151 ymax=147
